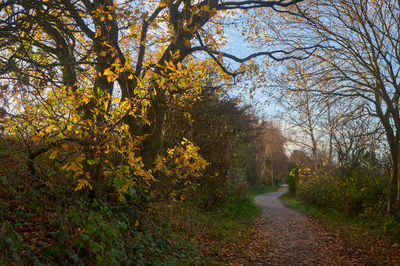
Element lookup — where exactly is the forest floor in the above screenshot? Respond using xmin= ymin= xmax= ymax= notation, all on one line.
xmin=214 ymin=186 xmax=400 ymax=265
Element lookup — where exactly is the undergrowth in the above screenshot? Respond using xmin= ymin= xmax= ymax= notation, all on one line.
xmin=285 ymin=164 xmax=400 ymax=243
xmin=0 ymin=137 xmax=278 ymax=265
xmin=148 ymin=185 xmax=279 ymax=263
xmin=281 ymin=193 xmax=400 ymax=243
xmin=0 ymin=146 xmax=201 ymax=265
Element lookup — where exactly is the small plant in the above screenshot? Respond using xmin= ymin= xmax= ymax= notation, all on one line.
xmin=383 ymin=215 xmax=400 ymax=241
xmin=0 ymin=222 xmax=22 ymax=259
xmin=287 ymin=163 xmax=299 ymax=195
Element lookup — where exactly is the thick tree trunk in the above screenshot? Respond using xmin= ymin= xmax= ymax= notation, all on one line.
xmin=397 ymin=156 xmax=400 ymax=213
xmin=141 ymin=93 xmax=167 ymax=168
xmin=374 ymin=91 xmax=400 ymax=214
xmin=122 ymin=0 xmax=218 ymax=168
xmin=388 ymin=142 xmax=400 ymax=213
xmin=83 ymin=0 xmax=118 ymax=199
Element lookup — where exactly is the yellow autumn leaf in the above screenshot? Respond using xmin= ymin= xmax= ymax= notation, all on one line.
xmin=82 ymin=95 xmax=90 ymax=104
xmin=103 ymin=68 xmax=114 ymax=76
xmin=45 ymin=126 xmax=53 ymax=134
xmin=66 ymin=161 xmax=80 ymax=172
xmin=121 ymin=123 xmax=129 ymax=131
xmin=120 ymin=185 xmax=129 ymax=192
xmin=202 ymin=5 xmax=210 ymax=12
xmin=117 ymin=193 xmax=125 ymax=201
xmin=61 ymin=143 xmax=70 ymax=149
xmin=159 ymin=1 xmax=168 ymax=8
xmin=103 ymin=68 xmax=117 ymax=82
xmin=49 ymin=149 xmax=58 ymax=159
xmin=108 ymin=4 xmax=117 ymax=12
xmin=32 ymin=131 xmax=44 ymax=141
xmin=74 ymin=179 xmax=92 ymax=191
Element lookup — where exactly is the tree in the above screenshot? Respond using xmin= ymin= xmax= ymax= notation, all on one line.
xmin=0 ymin=0 xmax=305 ymax=200
xmin=161 ymin=89 xmax=263 ymax=207
xmin=289 ymin=149 xmax=312 ymax=168
xmin=258 ymin=122 xmax=288 ymax=185
xmin=275 ymin=61 xmax=342 ymax=167
xmin=257 ymin=0 xmax=400 ymax=213
xmin=334 ymin=115 xmax=383 ymax=172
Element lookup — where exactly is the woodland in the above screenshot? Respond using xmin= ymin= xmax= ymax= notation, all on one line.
xmin=0 ymin=0 xmax=400 ymax=264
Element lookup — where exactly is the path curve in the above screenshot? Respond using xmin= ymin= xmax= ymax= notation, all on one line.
xmin=244 ymin=186 xmax=374 ymax=265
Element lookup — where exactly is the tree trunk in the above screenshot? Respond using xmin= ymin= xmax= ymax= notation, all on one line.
xmin=84 ymin=0 xmax=118 ymax=199
xmin=141 ymin=95 xmax=167 ymax=167
xmin=388 ymin=142 xmax=400 ymax=213
xmin=326 ymin=99 xmax=333 ymax=165
xmin=397 ymin=155 xmax=400 ymax=214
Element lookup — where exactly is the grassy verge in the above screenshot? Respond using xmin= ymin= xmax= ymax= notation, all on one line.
xmin=280 ymin=193 xmax=352 ymax=227
xmin=248 ymin=185 xmax=280 ymax=198
xmin=281 ymin=193 xmax=400 ymax=264
xmin=280 ymin=193 xmax=400 ymax=243
xmin=151 ymin=185 xmax=280 ymax=264
xmin=208 ymin=185 xmax=280 ymax=236
xmin=201 ymin=185 xmax=279 ymax=262
xmin=170 ymin=185 xmax=280 ymax=238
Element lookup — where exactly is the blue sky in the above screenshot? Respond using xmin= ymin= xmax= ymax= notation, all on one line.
xmin=222 ymin=27 xmax=283 ymax=120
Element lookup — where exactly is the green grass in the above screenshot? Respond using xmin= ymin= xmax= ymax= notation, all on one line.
xmin=248 ymin=185 xmax=280 ymax=198
xmin=280 ymin=193 xmax=347 ymax=226
xmin=208 ymin=185 xmax=280 ymax=237
xmin=280 ymin=193 xmax=329 ymax=217
xmin=214 ymin=185 xmax=279 ymax=219
xmin=149 ymin=185 xmax=281 ymax=264
xmin=280 ymin=193 xmax=400 ymax=265
xmin=171 ymin=185 xmax=280 ymax=244
xmin=280 ymin=193 xmax=400 ymax=242
xmin=198 ymin=185 xmax=280 ymax=262
xmin=132 ymin=185 xmax=282 ymax=265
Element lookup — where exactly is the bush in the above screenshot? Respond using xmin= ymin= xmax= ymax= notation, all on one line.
xmin=294 ymin=166 xmax=389 ymax=218
xmin=162 ymin=93 xmax=268 ymax=209
xmin=383 ymin=215 xmax=400 ymax=241
xmin=287 ymin=163 xmax=299 ymax=195
xmin=296 ymin=173 xmax=337 ymax=209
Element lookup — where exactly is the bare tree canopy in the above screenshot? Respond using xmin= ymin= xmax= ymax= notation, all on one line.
xmin=258 ymin=0 xmax=400 ymax=213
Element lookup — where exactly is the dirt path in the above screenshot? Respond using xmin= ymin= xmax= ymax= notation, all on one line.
xmin=230 ymin=186 xmax=396 ymax=265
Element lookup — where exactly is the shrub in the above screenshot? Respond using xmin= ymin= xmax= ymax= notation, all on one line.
xmin=293 ymin=166 xmax=389 ymax=218
xmin=383 ymin=215 xmax=400 ymax=241
xmin=287 ymin=163 xmax=299 ymax=195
